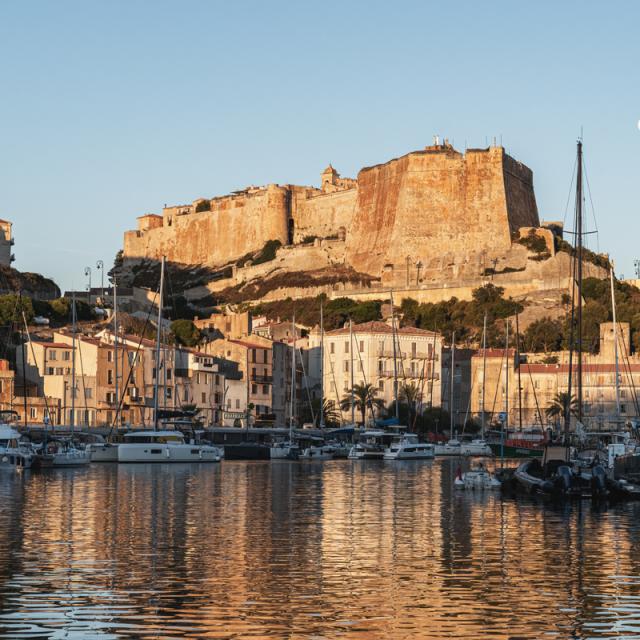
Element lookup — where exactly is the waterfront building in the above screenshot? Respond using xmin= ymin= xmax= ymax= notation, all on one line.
xmin=469 ymin=322 xmax=640 ymax=431
xmin=309 ymin=320 xmax=444 ymax=426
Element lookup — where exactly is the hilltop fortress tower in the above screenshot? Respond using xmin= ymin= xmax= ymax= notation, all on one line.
xmin=123 ymin=141 xmax=541 ymax=288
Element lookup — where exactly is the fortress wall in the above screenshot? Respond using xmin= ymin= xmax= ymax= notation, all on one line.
xmin=502 ymin=154 xmax=540 ymax=232
xmin=291 ymin=187 xmax=357 ymax=242
xmin=123 ymin=185 xmax=290 ymax=266
xmin=345 ymin=146 xmax=524 ymax=277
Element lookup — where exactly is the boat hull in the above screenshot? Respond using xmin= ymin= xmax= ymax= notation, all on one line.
xmin=490 ymin=443 xmax=543 ymax=458
xmin=0 ymin=450 xmax=33 ymax=470
xmin=118 ymin=444 xmax=221 ymax=463
xmin=88 ymin=443 xmax=119 ymax=462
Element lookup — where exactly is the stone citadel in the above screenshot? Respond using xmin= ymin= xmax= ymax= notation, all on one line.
xmin=121 ymin=140 xmax=607 ymax=321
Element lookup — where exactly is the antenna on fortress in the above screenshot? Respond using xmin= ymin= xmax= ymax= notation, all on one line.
xmin=500 ymin=134 xmax=503 ymax=147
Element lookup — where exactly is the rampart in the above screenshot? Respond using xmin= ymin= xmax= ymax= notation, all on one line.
xmin=122 ymin=142 xmax=541 ymax=286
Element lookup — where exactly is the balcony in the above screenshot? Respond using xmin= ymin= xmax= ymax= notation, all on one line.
xmin=376 ymin=350 xmax=437 ymax=360
xmin=251 ymin=374 xmax=273 ymax=384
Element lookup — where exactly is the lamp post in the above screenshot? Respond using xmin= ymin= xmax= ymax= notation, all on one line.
xmin=84 ymin=266 xmax=92 ymax=301
xmin=96 ymin=260 xmax=104 ymax=302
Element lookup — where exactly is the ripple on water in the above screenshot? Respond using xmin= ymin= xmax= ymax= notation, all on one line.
xmin=0 ymin=460 xmax=639 ymax=638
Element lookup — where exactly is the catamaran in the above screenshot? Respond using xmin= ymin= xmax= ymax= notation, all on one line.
xmin=383 ymin=432 xmax=434 ymax=459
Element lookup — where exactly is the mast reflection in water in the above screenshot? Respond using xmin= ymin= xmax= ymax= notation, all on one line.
xmin=0 ymin=460 xmax=639 ymax=638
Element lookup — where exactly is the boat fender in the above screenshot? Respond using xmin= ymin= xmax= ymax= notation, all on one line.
xmin=1 ymin=456 xmax=7 ymax=464
xmin=556 ymin=466 xmax=572 ymax=493
xmin=165 ymin=448 xmax=170 ymax=458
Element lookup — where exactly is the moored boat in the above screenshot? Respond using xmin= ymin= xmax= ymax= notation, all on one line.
xmin=117 ymin=431 xmax=221 ymax=463
xmin=384 ymin=433 xmax=434 ymax=460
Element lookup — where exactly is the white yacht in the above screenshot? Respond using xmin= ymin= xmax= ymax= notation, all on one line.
xmin=269 ymin=440 xmax=300 ymax=460
xmin=383 ymin=433 xmax=434 ymax=460
xmin=460 ymin=439 xmax=493 ymax=456
xmin=348 ymin=431 xmax=388 ymax=460
xmin=454 ymin=462 xmax=501 ymax=490
xmin=0 ymin=425 xmax=35 ymax=470
xmin=434 ymin=439 xmax=463 ymax=456
xmin=117 ymin=431 xmax=222 ymax=463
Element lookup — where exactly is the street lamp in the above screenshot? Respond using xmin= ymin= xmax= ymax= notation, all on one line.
xmin=84 ymin=266 xmax=92 ymax=299
xmin=96 ymin=260 xmax=104 ymax=301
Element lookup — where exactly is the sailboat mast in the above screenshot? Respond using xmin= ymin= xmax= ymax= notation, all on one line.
xmin=349 ymin=318 xmax=355 ymax=425
xmin=610 ymin=265 xmax=621 ymax=418
xmin=114 ymin=277 xmax=118 ymax=427
xmin=71 ymin=292 xmax=76 ymax=431
xmin=576 ymin=140 xmax=584 ymax=425
xmin=516 ymin=313 xmax=523 ymax=431
xmin=481 ymin=312 xmax=487 ymax=440
xmin=19 ymin=291 xmax=28 ymax=430
xmin=391 ymin=291 xmax=399 ymax=421
xmin=319 ymin=301 xmax=325 ymax=429
xmin=450 ymin=331 xmax=455 ymax=437
xmin=290 ymin=314 xmax=296 ymax=439
xmin=153 ymin=256 xmax=165 ymax=429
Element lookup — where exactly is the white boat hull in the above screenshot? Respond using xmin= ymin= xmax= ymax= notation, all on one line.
xmin=384 ymin=445 xmax=434 ymax=460
xmin=89 ymin=443 xmax=119 ymax=462
xmin=300 ymin=446 xmax=334 ymax=460
xmin=348 ymin=446 xmax=384 ymax=460
xmin=118 ymin=443 xmax=221 ymax=463
xmin=50 ymin=449 xmax=92 ymax=467
xmin=270 ymin=445 xmax=300 ymax=460
xmin=0 ymin=449 xmax=34 ymax=470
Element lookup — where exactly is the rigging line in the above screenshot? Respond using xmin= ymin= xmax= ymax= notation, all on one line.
xmin=110 ymin=290 xmax=159 ymax=433
xmin=296 ymin=344 xmax=316 ymax=426
xmin=488 ymin=340 xmax=507 ymax=427
xmin=524 ymin=358 xmax=544 ymax=428
xmin=327 ymin=356 xmax=343 ymax=426
xmin=582 ymin=159 xmax=600 ymax=254
xmin=561 ymin=155 xmax=578 ymax=229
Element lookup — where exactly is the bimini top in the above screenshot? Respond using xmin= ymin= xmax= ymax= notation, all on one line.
xmin=0 ymin=425 xmax=22 ymax=441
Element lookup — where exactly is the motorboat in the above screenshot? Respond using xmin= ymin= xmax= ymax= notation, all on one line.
xmin=299 ymin=444 xmax=335 ymax=460
xmin=383 ymin=433 xmax=434 ymax=460
xmin=88 ymin=441 xmax=120 ymax=462
xmin=0 ymin=424 xmax=35 ymax=471
xmin=434 ymin=439 xmax=462 ymax=456
xmin=348 ymin=431 xmax=389 ymax=460
xmin=269 ymin=440 xmax=300 ymax=460
xmin=460 ymin=439 xmax=493 ymax=456
xmin=454 ymin=461 xmax=501 ymax=490
xmin=117 ymin=431 xmax=222 ymax=463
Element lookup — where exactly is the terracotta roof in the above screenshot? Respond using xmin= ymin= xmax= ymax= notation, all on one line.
xmin=326 ymin=321 xmax=438 ymax=337
xmin=228 ymin=339 xmax=272 ymax=350
xmin=36 ymin=342 xmax=73 ymax=349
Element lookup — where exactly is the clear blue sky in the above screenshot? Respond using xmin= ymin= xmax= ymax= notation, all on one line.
xmin=1 ymin=1 xmax=638 ymax=291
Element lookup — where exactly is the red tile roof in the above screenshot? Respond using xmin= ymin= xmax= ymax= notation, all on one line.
xmin=326 ymin=321 xmax=438 ymax=337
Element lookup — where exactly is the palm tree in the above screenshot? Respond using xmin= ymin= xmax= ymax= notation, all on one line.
xmin=545 ymin=392 xmax=578 ymax=424
xmin=300 ymin=397 xmax=341 ymax=428
xmin=340 ymin=383 xmax=385 ymax=426
xmin=400 ymin=382 xmax=423 ymax=429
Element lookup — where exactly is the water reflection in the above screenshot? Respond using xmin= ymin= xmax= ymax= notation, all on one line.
xmin=0 ymin=460 xmax=639 ymax=638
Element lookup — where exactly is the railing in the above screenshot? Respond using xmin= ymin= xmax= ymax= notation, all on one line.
xmin=376 ymin=350 xmax=437 ymax=360
xmin=251 ymin=374 xmax=273 ymax=384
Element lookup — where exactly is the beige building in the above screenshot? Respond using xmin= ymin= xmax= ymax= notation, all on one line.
xmin=0 ymin=219 xmax=14 ymax=267
xmin=310 ymin=320 xmax=443 ymax=425
xmin=470 ymin=322 xmax=640 ymax=431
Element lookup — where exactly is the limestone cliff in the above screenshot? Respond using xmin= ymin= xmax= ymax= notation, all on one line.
xmin=0 ymin=265 xmax=60 ymax=300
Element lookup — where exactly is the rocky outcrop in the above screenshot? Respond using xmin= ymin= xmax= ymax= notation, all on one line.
xmin=0 ymin=265 xmax=60 ymax=300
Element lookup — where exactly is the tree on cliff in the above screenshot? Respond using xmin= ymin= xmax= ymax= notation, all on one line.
xmin=170 ymin=319 xmax=201 ymax=347
xmin=523 ymin=318 xmax=564 ymax=353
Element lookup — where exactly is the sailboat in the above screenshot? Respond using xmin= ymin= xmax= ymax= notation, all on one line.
xmin=39 ymin=293 xmax=91 ymax=467
xmin=270 ymin=316 xmax=300 ymax=460
xmin=117 ymin=257 xmax=221 ymax=463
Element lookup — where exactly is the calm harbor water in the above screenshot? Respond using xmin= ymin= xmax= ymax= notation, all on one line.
xmin=1 ymin=460 xmax=640 ymax=639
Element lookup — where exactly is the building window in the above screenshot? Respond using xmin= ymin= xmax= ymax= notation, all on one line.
xmin=411 ymin=342 xmax=417 ymax=357
xmin=251 ymin=349 xmax=256 ymax=363
xmin=345 ymin=341 xmax=349 ymax=354
xmin=621 ymin=389 xmax=627 ymax=398
xmin=196 ymin=373 xmax=201 ymax=384
xmin=49 ymin=350 xmax=57 ymax=360
xmin=252 ymin=384 xmax=258 ymax=394
xmin=63 ymin=351 xmax=70 ymax=361
xmin=379 ymin=379 xmax=384 ymax=391
xmin=166 ymin=388 xmax=172 ymax=399
xmin=30 ymin=407 xmax=37 ymax=419
xmin=621 ymin=404 xmax=627 ymax=414
xmin=378 ymin=360 xmax=383 ymax=373
xmin=184 ymin=389 xmax=188 ymax=402
xmin=201 ymin=392 xmax=206 ymax=403
xmin=330 ymin=342 xmax=335 ymax=354
xmin=344 ymin=361 xmax=349 ymax=372
xmin=251 ymin=368 xmax=256 ymax=379
xmin=235 ymin=399 xmax=240 ymax=409
xmin=108 ymin=370 xmax=113 ymax=385
xmin=263 ymin=349 xmax=268 ymax=363
xmin=215 ymin=374 xmax=220 ymax=385
xmin=262 ymin=385 xmax=268 ymax=394
xmin=167 ymin=369 xmax=172 ymax=380
xmin=108 ymin=350 xmax=113 ymax=363
xmin=85 ymin=388 xmax=92 ymax=399
xmin=359 ymin=340 xmax=364 ymax=352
